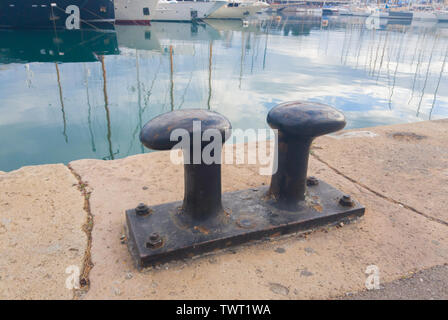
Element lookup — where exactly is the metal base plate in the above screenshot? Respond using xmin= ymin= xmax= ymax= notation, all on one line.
xmin=126 ymin=181 xmax=365 ymax=269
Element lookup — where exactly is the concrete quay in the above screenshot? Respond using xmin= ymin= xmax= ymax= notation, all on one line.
xmin=1 ymin=119 xmax=447 ymax=299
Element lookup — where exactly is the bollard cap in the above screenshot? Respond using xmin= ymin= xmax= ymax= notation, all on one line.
xmin=267 ymin=101 xmax=346 ymax=138
xmin=140 ymin=109 xmax=232 ymax=150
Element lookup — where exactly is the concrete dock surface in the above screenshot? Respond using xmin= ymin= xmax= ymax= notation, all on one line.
xmin=1 ymin=119 xmax=447 ymax=299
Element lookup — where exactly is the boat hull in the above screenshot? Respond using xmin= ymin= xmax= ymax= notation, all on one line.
xmin=413 ymin=11 xmax=437 ymax=21
xmin=0 ymin=0 xmax=115 ymax=29
xmin=207 ymin=2 xmax=269 ymax=19
xmin=115 ymin=0 xmax=159 ymax=25
xmin=153 ymin=1 xmax=227 ymax=21
xmin=436 ymin=12 xmax=448 ymax=22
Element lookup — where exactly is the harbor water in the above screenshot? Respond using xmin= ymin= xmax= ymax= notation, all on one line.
xmin=0 ymin=15 xmax=447 ymax=171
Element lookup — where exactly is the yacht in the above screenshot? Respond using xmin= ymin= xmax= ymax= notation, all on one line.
xmin=152 ymin=0 xmax=227 ymax=21
xmin=114 ymin=0 xmax=159 ymax=25
xmin=207 ymin=0 xmax=270 ymax=19
xmin=411 ymin=5 xmax=437 ymax=21
xmin=0 ymin=0 xmax=115 ymax=29
xmin=436 ymin=10 xmax=448 ymax=22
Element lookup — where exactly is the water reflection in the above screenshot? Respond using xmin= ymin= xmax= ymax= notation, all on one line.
xmin=0 ymin=15 xmax=447 ymax=171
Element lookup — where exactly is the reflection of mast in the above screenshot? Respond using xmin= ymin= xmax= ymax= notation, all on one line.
xmin=239 ymin=31 xmax=246 ymax=89
xmin=136 ymin=49 xmax=144 ymax=153
xmin=55 ymin=63 xmax=68 ymax=143
xmin=388 ymin=30 xmax=406 ymax=110
xmin=170 ymin=45 xmax=174 ymax=111
xmin=408 ymin=32 xmax=428 ymax=104
xmin=429 ymin=47 xmax=447 ymax=120
xmin=84 ymin=64 xmax=96 ymax=152
xmin=417 ymin=35 xmax=439 ymax=118
xmin=100 ymin=55 xmax=115 ymax=160
xmin=375 ymin=31 xmax=389 ymax=81
xmin=208 ymin=41 xmax=213 ymax=110
xmin=263 ymin=19 xmax=271 ymax=70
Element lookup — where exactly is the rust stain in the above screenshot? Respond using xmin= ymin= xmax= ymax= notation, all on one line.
xmin=194 ymin=225 xmax=210 ymax=235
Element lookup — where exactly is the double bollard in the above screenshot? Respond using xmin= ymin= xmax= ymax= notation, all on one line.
xmin=125 ymin=101 xmax=365 ymax=268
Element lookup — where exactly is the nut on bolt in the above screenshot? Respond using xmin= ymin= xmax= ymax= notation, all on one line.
xmin=146 ymin=232 xmax=163 ymax=249
xmin=307 ymin=176 xmax=319 ymax=186
xmin=135 ymin=203 xmax=150 ymax=216
xmin=339 ymin=195 xmax=354 ymax=207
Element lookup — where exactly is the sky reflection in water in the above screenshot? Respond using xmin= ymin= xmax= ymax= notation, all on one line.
xmin=0 ymin=15 xmax=447 ymax=171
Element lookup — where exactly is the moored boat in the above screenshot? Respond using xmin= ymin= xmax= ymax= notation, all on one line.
xmin=436 ymin=10 xmax=448 ymax=22
xmin=114 ymin=0 xmax=159 ymax=25
xmin=207 ymin=0 xmax=269 ymax=19
xmin=153 ymin=0 xmax=227 ymax=21
xmin=0 ymin=0 xmax=115 ymax=29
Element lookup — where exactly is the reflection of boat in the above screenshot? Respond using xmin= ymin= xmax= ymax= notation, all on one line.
xmin=322 ymin=7 xmax=338 ymax=16
xmin=114 ymin=0 xmax=159 ymax=25
xmin=387 ymin=11 xmax=413 ymax=20
xmin=153 ymin=0 xmax=227 ymax=21
xmin=208 ymin=1 xmax=269 ymax=19
xmin=150 ymin=21 xmax=221 ymax=41
xmin=116 ymin=25 xmax=161 ymax=52
xmin=0 ymin=29 xmax=119 ymax=63
xmin=204 ymin=18 xmax=263 ymax=33
xmin=0 ymin=0 xmax=115 ymax=29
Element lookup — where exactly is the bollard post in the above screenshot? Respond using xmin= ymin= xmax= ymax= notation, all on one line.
xmin=139 ymin=109 xmax=231 ymax=224
xmin=266 ymin=101 xmax=346 ymax=209
xmin=125 ymin=103 xmax=364 ymax=268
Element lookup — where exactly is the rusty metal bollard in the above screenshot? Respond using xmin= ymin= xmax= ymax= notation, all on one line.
xmin=139 ymin=109 xmax=231 ymax=225
xmin=267 ymin=101 xmax=346 ymax=208
xmin=125 ymin=103 xmax=364 ymax=268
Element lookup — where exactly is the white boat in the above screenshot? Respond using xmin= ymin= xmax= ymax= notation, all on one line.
xmin=412 ymin=11 xmax=437 ymax=21
xmin=436 ymin=10 xmax=448 ymax=22
xmin=207 ymin=0 xmax=270 ymax=19
xmin=338 ymin=7 xmax=353 ymax=16
xmin=115 ymin=0 xmax=159 ymax=25
xmin=153 ymin=0 xmax=227 ymax=21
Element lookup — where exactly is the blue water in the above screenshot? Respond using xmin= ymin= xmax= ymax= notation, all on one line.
xmin=0 ymin=15 xmax=447 ymax=171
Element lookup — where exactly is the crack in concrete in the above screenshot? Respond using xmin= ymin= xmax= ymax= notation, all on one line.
xmin=311 ymin=153 xmax=448 ymax=228
xmin=67 ymin=164 xmax=94 ymax=299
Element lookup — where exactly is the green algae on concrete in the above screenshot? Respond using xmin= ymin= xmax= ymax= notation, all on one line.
xmin=0 ymin=164 xmax=87 ymax=299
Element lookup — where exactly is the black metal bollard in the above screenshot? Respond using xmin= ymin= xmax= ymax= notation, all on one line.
xmin=126 ymin=102 xmax=364 ymax=268
xmin=139 ymin=109 xmax=231 ymax=223
xmin=267 ymin=101 xmax=346 ymax=208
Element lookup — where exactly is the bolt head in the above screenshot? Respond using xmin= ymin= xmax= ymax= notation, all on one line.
xmin=307 ymin=176 xmax=319 ymax=186
xmin=339 ymin=195 xmax=354 ymax=207
xmin=146 ymin=232 xmax=163 ymax=249
xmin=135 ymin=203 xmax=150 ymax=215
